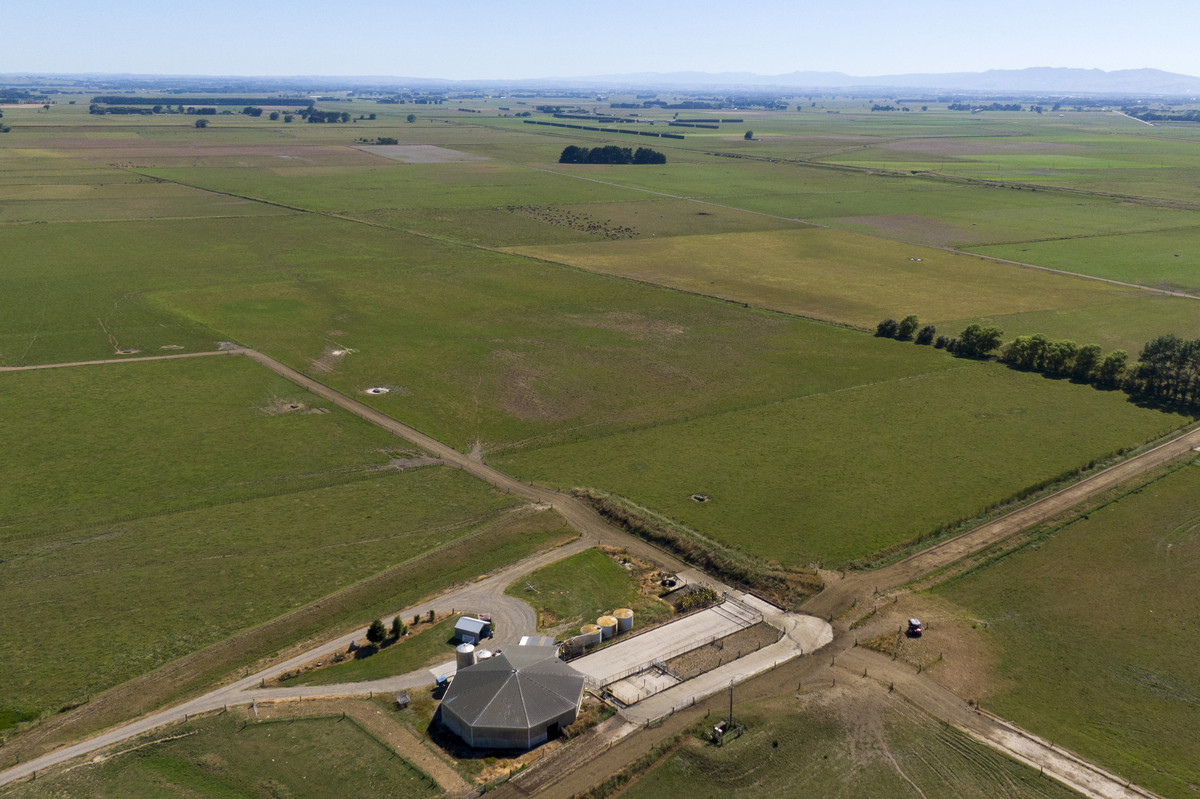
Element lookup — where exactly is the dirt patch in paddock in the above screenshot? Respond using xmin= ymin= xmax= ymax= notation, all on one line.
xmin=855 ymin=593 xmax=1009 ymax=705
xmin=311 ymin=345 xmax=356 ymax=374
xmin=565 ymin=311 xmax=685 ymax=341
xmin=833 ymin=214 xmax=984 ymax=247
xmin=257 ymin=398 xmax=328 ymax=416
xmin=358 ymin=144 xmax=491 ymax=164
xmin=887 ymin=138 xmax=1085 ymax=155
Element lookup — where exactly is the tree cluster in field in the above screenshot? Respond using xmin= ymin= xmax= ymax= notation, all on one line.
xmin=876 ymin=315 xmax=1200 ymax=406
xmin=558 ymin=145 xmax=667 ymax=165
xmin=369 ymin=137 xmax=399 ymax=145
xmin=241 ymin=106 xmax=263 ymax=117
xmin=503 ymin=205 xmax=638 ymax=239
xmin=299 ymin=108 xmax=351 ymax=123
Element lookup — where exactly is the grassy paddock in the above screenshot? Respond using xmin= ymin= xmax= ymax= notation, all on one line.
xmin=935 ymin=462 xmax=1200 ymax=797
xmin=495 ymin=363 xmax=1191 ymax=567
xmin=615 ymin=692 xmax=1078 ymax=799
xmin=1 ymin=713 xmax=439 ymax=798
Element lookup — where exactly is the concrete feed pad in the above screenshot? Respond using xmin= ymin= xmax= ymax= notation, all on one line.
xmin=608 ymin=670 xmax=680 ymax=705
xmin=572 ymin=603 xmax=749 ymax=684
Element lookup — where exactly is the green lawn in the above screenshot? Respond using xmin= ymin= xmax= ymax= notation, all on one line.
xmin=505 ymin=547 xmax=672 ymax=633
xmin=935 ymin=461 xmax=1200 ymax=798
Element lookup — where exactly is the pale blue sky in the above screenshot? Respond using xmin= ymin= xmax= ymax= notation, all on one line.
xmin=3 ymin=0 xmax=1196 ymax=79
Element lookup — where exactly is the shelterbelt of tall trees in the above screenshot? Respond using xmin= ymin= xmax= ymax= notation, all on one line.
xmin=878 ymin=318 xmax=1200 ymax=409
xmin=558 ymin=145 xmax=667 ymax=164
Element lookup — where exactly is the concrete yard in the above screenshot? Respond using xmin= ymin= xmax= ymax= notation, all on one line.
xmin=571 ymin=599 xmax=760 ymax=687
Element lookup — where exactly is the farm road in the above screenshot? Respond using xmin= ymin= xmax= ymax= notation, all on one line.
xmin=835 ymin=648 xmax=1162 ymax=799
xmin=0 ymin=349 xmax=236 ymax=371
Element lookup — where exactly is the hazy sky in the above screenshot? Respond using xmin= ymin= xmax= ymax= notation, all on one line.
xmin=4 ymin=0 xmax=1197 ymax=79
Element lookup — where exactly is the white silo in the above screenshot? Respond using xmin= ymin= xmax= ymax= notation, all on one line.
xmin=579 ymin=624 xmax=602 ymax=647
xmin=456 ymin=643 xmax=476 ymax=670
xmin=597 ymin=615 xmax=617 ymax=640
xmin=614 ymin=607 xmax=634 ymax=632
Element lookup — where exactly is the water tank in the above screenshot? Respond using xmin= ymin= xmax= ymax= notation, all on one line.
xmin=597 ymin=615 xmax=618 ymax=640
xmin=614 ymin=607 xmax=634 ymax=632
xmin=579 ymin=624 xmax=602 ymax=647
xmin=476 ymin=649 xmax=494 ymax=661
xmin=455 ymin=643 xmax=476 ymax=670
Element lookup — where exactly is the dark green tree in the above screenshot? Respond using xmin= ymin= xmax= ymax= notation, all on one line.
xmin=390 ymin=616 xmax=406 ymax=639
xmin=1072 ymin=344 xmax=1102 ymax=382
xmin=366 ymin=618 xmax=387 ymax=644
xmin=1098 ymin=350 xmax=1127 ymax=387
xmin=744 ymin=130 xmax=754 ymax=140
xmin=406 ymin=113 xmax=416 ymax=122
xmin=194 ymin=118 xmax=208 ymax=128
xmin=896 ymin=315 xmax=920 ymax=341
xmin=875 ymin=318 xmax=900 ymax=338
xmin=957 ymin=323 xmax=1003 ymax=358
xmin=915 ymin=325 xmax=936 ymax=345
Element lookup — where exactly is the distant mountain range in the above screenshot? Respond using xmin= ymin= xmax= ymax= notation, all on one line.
xmin=5 ymin=67 xmax=1200 ymax=96
xmin=569 ymin=67 xmax=1200 ymax=95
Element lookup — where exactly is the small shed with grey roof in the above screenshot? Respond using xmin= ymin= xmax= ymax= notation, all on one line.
xmin=455 ymin=616 xmax=491 ymax=644
xmin=439 ymin=645 xmax=585 ymax=749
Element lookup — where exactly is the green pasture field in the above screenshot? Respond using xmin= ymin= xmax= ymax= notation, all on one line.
xmin=970 ymin=225 xmax=1200 ymax=293
xmin=936 ymin=461 xmax=1200 ymax=798
xmin=619 ymin=692 xmax=1078 ymax=799
xmin=0 ymin=355 xmax=402 ymax=534
xmin=504 ymin=547 xmax=672 ymax=633
xmin=144 ymin=160 xmax=651 ymax=211
xmin=510 ymin=226 xmax=1200 ymax=350
xmin=155 ymin=221 xmax=961 ymax=453
xmin=285 ymin=615 xmax=461 ymax=687
xmin=493 ymin=362 xmax=1191 ymax=567
xmin=0 ymin=354 xmax=551 ymax=727
xmin=1 ymin=713 xmax=439 ymax=798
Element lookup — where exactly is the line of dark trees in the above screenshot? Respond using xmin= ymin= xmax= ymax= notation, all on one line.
xmin=948 ymin=102 xmax=1025 ymax=112
xmin=523 ymin=119 xmax=684 ymax=139
xmin=877 ymin=315 xmax=1200 ymax=407
xmin=1123 ymin=107 xmax=1200 ymax=123
xmin=559 ymin=145 xmax=666 ymax=165
xmin=90 ymin=96 xmax=314 ymax=107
